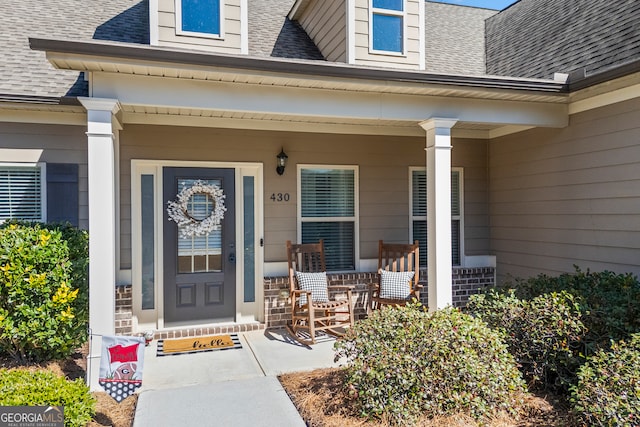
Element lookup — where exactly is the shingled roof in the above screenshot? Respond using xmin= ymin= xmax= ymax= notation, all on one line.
xmin=486 ymin=0 xmax=640 ymax=79
xmin=425 ymin=2 xmax=496 ymax=76
xmin=0 ymin=0 xmax=321 ymax=100
xmin=0 ymin=0 xmax=149 ymax=99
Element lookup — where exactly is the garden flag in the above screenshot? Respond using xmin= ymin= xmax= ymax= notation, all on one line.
xmin=99 ymin=335 xmax=145 ymax=402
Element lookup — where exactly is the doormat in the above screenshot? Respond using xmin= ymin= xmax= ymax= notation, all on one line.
xmin=156 ymin=334 xmax=242 ymax=357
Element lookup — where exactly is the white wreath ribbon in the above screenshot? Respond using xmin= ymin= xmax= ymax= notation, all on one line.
xmin=166 ymin=180 xmax=226 ymax=238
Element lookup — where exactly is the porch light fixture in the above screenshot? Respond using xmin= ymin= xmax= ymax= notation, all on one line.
xmin=276 ymin=148 xmax=288 ymax=175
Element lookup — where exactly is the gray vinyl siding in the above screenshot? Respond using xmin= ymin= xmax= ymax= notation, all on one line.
xmin=119 ymin=125 xmax=489 ymax=268
xmin=157 ymin=0 xmax=243 ymax=54
xmin=298 ymin=0 xmax=347 ymax=62
xmin=489 ymin=97 xmax=640 ymax=282
xmin=0 ymin=122 xmax=88 ymax=229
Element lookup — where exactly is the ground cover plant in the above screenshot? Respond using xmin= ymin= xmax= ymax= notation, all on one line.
xmin=0 ymin=368 xmax=95 ymax=427
xmin=334 ymin=303 xmax=527 ymax=425
xmin=466 ymin=290 xmax=585 ymax=391
xmin=467 ymin=268 xmax=640 ymax=425
xmin=499 ymin=267 xmax=640 ymax=353
xmin=571 ymin=333 xmax=640 ymax=426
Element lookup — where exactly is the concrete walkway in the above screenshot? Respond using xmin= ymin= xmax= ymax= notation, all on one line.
xmin=133 ymin=328 xmax=341 ymax=427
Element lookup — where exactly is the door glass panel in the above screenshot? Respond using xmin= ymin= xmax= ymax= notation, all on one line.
xmin=243 ymin=176 xmax=255 ymax=302
xmin=141 ymin=174 xmax=155 ymax=309
xmin=177 ymin=178 xmax=223 ymax=274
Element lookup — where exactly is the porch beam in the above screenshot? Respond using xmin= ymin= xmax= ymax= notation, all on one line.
xmin=92 ymin=73 xmax=568 ymax=128
xmin=78 ymin=97 xmax=121 ymax=390
xmin=420 ymin=118 xmax=457 ymax=311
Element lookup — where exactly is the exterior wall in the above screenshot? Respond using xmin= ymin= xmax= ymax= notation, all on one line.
xmin=157 ymin=0 xmax=244 ymax=54
xmin=298 ymin=0 xmax=347 ymax=62
xmin=119 ymin=125 xmax=489 ymax=270
xmin=489 ymin=97 xmax=640 ymax=282
xmin=424 ymin=2 xmax=495 ymax=75
xmin=353 ymin=0 xmax=423 ymax=70
xmin=0 ymin=122 xmax=88 ymax=229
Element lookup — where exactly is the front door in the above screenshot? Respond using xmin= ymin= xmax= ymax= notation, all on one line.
xmin=163 ymin=167 xmax=235 ymax=325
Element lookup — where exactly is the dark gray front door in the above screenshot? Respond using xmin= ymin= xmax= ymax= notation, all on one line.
xmin=163 ymin=167 xmax=235 ymax=325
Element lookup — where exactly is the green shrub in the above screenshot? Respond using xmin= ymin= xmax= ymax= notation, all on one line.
xmin=0 ymin=368 xmax=96 ymax=427
xmin=0 ymin=223 xmax=84 ymax=362
xmin=502 ymin=267 xmax=640 ymax=353
xmin=334 ymin=303 xmax=527 ymax=425
xmin=571 ymin=333 xmax=640 ymax=426
xmin=467 ymin=290 xmax=585 ymax=391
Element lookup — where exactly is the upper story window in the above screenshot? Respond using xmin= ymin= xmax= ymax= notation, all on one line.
xmin=298 ymin=166 xmax=358 ymax=271
xmin=0 ymin=163 xmax=45 ymax=223
xmin=370 ymin=0 xmax=405 ymax=54
xmin=176 ymin=0 xmax=223 ymax=38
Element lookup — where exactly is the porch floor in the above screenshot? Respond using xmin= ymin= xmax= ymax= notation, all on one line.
xmin=133 ymin=328 xmax=341 ymax=426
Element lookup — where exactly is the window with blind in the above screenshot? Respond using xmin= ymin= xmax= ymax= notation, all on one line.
xmin=299 ymin=167 xmax=357 ymax=271
xmin=0 ymin=164 xmax=45 ymax=223
xmin=411 ymin=168 xmax=462 ymax=266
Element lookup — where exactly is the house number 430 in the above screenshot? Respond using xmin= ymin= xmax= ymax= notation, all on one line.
xmin=270 ymin=193 xmax=290 ymax=202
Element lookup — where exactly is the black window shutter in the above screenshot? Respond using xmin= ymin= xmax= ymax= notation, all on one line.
xmin=47 ymin=163 xmax=79 ymax=226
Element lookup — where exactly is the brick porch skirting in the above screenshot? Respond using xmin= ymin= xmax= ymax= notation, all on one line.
xmin=114 ymin=267 xmax=495 ymax=334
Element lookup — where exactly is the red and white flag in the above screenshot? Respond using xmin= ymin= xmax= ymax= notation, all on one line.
xmin=99 ymin=335 xmax=145 ymax=402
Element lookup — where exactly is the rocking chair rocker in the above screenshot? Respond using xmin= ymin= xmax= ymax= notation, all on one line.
xmin=286 ymin=240 xmax=354 ymax=345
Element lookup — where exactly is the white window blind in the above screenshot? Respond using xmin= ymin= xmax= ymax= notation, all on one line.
xmin=411 ymin=169 xmax=462 ymax=266
xmin=300 ymin=167 xmax=356 ymax=271
xmin=0 ymin=165 xmax=44 ymax=222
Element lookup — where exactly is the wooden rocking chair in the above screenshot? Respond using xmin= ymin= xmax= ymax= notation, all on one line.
xmin=286 ymin=240 xmax=355 ymax=345
xmin=369 ymin=240 xmax=422 ymax=312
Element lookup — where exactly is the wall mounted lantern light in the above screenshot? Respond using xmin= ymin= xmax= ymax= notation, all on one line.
xmin=276 ymin=148 xmax=288 ymax=175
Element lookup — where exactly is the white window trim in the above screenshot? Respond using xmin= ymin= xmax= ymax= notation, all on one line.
xmin=0 ymin=162 xmax=46 ymax=223
xmin=297 ymin=164 xmax=360 ymax=272
xmin=409 ymin=166 xmax=464 ymax=266
xmin=175 ymin=0 xmax=225 ymax=40
xmin=368 ymin=0 xmax=407 ymax=56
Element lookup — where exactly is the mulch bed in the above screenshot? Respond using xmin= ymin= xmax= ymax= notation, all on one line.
xmin=279 ymin=368 xmax=575 ymax=427
xmin=0 ymin=343 xmax=136 ymax=427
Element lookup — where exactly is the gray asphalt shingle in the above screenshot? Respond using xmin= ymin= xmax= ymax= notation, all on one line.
xmin=486 ymin=0 xmax=640 ymax=79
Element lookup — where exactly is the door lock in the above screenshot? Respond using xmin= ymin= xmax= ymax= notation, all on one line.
xmin=229 ymin=252 xmax=236 ymax=264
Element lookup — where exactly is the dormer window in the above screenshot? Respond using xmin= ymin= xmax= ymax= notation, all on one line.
xmin=370 ymin=0 xmax=405 ymax=54
xmin=176 ymin=0 xmax=223 ymax=38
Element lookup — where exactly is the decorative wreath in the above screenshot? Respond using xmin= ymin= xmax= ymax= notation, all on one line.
xmin=166 ymin=180 xmax=227 ymax=238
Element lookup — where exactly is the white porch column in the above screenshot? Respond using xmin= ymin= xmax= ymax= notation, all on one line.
xmin=419 ymin=118 xmax=457 ymax=311
xmin=79 ymin=97 xmax=121 ymax=390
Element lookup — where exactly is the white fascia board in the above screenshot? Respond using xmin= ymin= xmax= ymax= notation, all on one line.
xmin=92 ymin=72 xmax=568 ymax=128
xmin=0 ymin=108 xmax=86 ymax=125
xmin=569 ymin=82 xmax=640 ymax=115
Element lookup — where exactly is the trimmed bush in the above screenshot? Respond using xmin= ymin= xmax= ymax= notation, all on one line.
xmin=0 ymin=223 xmax=84 ymax=362
xmin=502 ymin=267 xmax=640 ymax=353
xmin=0 ymin=368 xmax=95 ymax=427
xmin=467 ymin=290 xmax=585 ymax=391
xmin=334 ymin=303 xmax=527 ymax=425
xmin=571 ymin=333 xmax=640 ymax=426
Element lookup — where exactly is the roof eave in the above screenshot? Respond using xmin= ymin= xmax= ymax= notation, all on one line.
xmin=568 ymin=58 xmax=640 ymax=91
xmin=29 ymin=37 xmax=567 ymax=94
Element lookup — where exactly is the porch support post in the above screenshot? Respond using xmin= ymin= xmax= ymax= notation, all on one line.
xmin=79 ymin=97 xmax=121 ymax=390
xmin=419 ymin=118 xmax=457 ymax=311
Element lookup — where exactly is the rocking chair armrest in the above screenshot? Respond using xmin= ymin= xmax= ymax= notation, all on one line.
xmin=414 ymin=283 xmax=424 ymax=290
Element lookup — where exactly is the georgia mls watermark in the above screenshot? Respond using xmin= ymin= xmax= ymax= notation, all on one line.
xmin=0 ymin=406 xmax=63 ymax=427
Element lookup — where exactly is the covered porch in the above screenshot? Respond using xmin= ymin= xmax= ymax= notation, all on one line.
xmin=31 ymin=37 xmax=569 ymax=386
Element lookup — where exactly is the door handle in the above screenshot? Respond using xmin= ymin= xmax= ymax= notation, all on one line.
xmin=229 ymin=252 xmax=236 ymax=264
